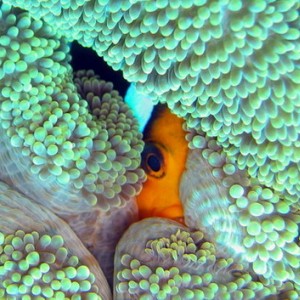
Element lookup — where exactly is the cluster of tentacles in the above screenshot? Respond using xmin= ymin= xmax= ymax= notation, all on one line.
xmin=0 ymin=1 xmax=300 ymax=299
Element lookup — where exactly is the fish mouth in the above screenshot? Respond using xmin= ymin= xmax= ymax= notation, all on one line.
xmin=155 ymin=205 xmax=185 ymax=225
xmin=171 ymin=216 xmax=185 ymax=225
xmin=138 ymin=205 xmax=185 ymax=225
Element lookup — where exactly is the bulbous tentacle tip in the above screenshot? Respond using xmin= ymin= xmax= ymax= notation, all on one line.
xmin=113 ymin=217 xmax=285 ymax=299
xmin=180 ymin=147 xmax=245 ymax=257
xmin=0 ymin=3 xmax=145 ymax=218
xmin=0 ymin=181 xmax=112 ymax=299
xmin=181 ymin=136 xmax=300 ymax=289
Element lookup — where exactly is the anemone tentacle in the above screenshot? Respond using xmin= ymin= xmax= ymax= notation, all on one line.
xmin=0 ymin=3 xmax=144 ymax=215
xmin=4 ymin=0 xmax=300 ymax=203
xmin=114 ymin=218 xmax=299 ymax=299
xmin=183 ymin=127 xmax=300 ymax=288
xmin=1 ymin=0 xmax=300 ymax=299
xmin=0 ymin=3 xmax=144 ymax=291
xmin=0 ymin=180 xmax=111 ymax=299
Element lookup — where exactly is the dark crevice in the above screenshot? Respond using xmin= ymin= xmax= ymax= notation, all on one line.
xmin=70 ymin=41 xmax=130 ymax=97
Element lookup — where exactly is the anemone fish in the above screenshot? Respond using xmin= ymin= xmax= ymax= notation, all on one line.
xmin=122 ymin=84 xmax=300 ymax=299
xmin=125 ymin=84 xmax=188 ymax=223
xmin=136 ymin=104 xmax=188 ymax=224
xmin=125 ymin=83 xmax=244 ymax=253
xmin=2 ymin=1 xmax=300 ymax=298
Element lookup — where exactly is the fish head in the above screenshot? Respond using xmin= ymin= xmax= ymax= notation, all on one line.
xmin=136 ymin=105 xmax=188 ymax=223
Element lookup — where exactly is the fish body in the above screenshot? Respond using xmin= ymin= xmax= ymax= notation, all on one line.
xmin=124 ymin=83 xmax=154 ymax=132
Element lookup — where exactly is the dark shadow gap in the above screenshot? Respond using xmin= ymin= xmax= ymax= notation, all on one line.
xmin=70 ymin=41 xmax=130 ymax=97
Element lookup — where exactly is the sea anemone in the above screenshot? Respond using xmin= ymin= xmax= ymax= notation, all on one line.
xmin=0 ymin=180 xmax=111 ymax=299
xmin=1 ymin=0 xmax=300 ymax=298
xmin=0 ymin=2 xmax=144 ymax=293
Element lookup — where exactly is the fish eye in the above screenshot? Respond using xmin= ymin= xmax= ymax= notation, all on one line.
xmin=147 ymin=154 xmax=161 ymax=172
xmin=141 ymin=143 xmax=165 ymax=178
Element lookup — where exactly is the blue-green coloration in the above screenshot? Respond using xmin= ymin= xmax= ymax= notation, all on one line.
xmin=124 ymin=83 xmax=154 ymax=132
xmin=0 ymin=1 xmax=300 ymax=299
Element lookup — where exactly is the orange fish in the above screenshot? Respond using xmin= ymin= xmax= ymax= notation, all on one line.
xmin=136 ymin=104 xmax=188 ymax=224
